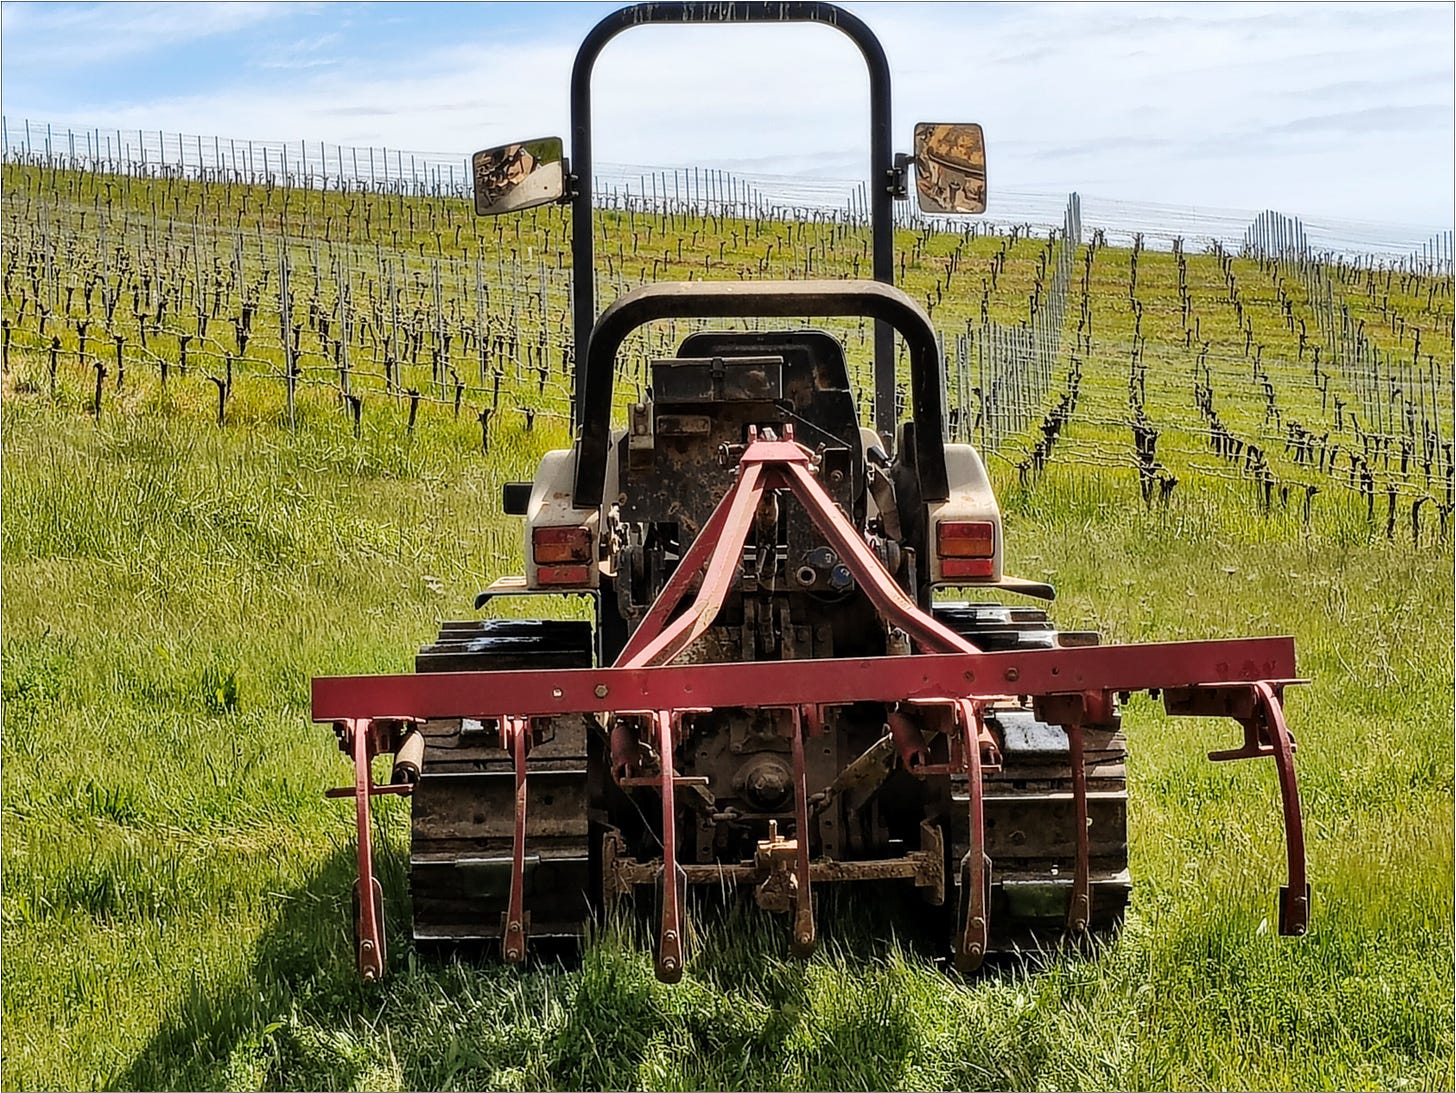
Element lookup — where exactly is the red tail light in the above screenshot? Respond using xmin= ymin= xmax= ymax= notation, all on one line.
xmin=532 ymin=526 xmax=593 ymax=564
xmin=937 ymin=521 xmax=995 ymax=558
xmin=537 ymin=564 xmax=592 ymax=586
xmin=937 ymin=520 xmax=995 ymax=580
xmin=941 ymin=557 xmax=994 ymax=579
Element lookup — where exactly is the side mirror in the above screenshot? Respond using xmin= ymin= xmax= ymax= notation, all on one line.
xmin=471 ymin=137 xmax=566 ymax=216
xmin=912 ymin=123 xmax=986 ymax=214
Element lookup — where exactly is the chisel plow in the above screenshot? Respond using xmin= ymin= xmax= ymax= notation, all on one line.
xmin=314 ymin=430 xmax=1308 ymax=983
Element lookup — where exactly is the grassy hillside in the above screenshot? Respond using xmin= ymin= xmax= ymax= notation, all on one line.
xmin=2 ymin=167 xmax=1452 ymax=1091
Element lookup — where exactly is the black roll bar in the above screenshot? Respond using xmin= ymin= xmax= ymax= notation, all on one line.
xmin=572 ymin=280 xmax=949 ymax=508
xmin=570 ymin=1 xmax=900 ymax=442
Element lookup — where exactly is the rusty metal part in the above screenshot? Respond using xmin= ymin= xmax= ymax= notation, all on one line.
xmin=916 ymin=820 xmax=947 ymax=906
xmin=606 ymin=840 xmax=946 ymax=900
xmin=601 ymin=829 xmax=626 ymax=911
xmin=737 ymin=754 xmax=794 ymax=812
xmin=324 ymin=783 xmax=413 ymax=800
xmin=753 ymin=820 xmax=799 ymax=913
xmin=350 ymin=719 xmax=385 ymax=982
xmin=610 ymin=716 xmax=641 ymax=777
xmin=886 ymin=708 xmax=930 ymax=769
xmin=809 ymin=733 xmax=895 ymax=817
xmin=391 ymin=726 xmax=425 ymax=785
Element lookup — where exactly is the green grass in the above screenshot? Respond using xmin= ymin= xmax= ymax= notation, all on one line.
xmin=3 ymin=398 xmax=1450 ymax=1091
xmin=2 ymin=167 xmax=1453 ymax=1091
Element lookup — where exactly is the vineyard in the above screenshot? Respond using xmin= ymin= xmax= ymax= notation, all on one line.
xmin=2 ymin=159 xmax=1453 ymax=547
xmin=2 ymin=153 xmax=1453 ymax=1092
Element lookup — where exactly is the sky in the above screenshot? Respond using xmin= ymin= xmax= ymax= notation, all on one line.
xmin=1 ymin=1 xmax=1452 ymax=230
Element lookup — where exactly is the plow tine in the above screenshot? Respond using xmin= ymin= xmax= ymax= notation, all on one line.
xmin=655 ymin=711 xmax=686 ymax=982
xmin=955 ymin=700 xmax=989 ymax=972
xmin=350 ymin=719 xmax=386 ymax=982
xmin=502 ymin=716 xmax=530 ymax=963
xmin=1066 ymin=719 xmax=1091 ymax=934
xmin=1255 ymin=682 xmax=1309 ymax=936
xmin=790 ymin=708 xmax=817 ymax=957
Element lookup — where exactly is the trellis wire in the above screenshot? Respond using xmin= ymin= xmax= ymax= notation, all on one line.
xmin=3 ymin=115 xmax=1449 ymax=261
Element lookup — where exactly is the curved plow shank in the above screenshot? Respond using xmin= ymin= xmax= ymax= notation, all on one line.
xmin=788 ymin=708 xmax=817 ymax=957
xmin=1178 ymin=678 xmax=1309 ymax=935
xmin=1256 ymin=682 xmax=1309 ymax=936
xmin=954 ymin=699 xmax=989 ymax=972
xmin=352 ymin=720 xmax=384 ymax=981
xmin=653 ymin=710 xmax=685 ymax=982
xmin=501 ymin=716 xmax=530 ymax=963
xmin=316 ymin=432 xmax=1310 ymax=980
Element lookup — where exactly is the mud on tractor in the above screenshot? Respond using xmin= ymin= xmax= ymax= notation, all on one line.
xmin=313 ymin=2 xmax=1308 ymax=983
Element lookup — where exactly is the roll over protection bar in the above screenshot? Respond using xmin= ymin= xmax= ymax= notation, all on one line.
xmin=570 ymin=2 xmax=900 ymax=440
xmin=571 ymin=279 xmax=951 ymax=509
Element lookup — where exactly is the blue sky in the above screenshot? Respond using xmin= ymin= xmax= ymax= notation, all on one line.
xmin=2 ymin=2 xmax=1452 ymax=227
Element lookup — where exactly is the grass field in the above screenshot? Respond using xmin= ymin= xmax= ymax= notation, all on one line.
xmin=2 ymin=167 xmax=1453 ymax=1091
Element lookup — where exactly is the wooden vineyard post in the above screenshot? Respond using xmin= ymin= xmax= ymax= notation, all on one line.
xmin=92 ymin=360 xmax=106 ymax=419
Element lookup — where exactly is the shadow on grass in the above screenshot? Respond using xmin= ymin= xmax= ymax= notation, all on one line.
xmin=112 ymin=844 xmax=1025 ymax=1091
xmin=110 ymin=836 xmax=392 ymax=1092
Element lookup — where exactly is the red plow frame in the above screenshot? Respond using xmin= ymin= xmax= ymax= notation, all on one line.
xmin=314 ymin=429 xmax=1308 ymax=982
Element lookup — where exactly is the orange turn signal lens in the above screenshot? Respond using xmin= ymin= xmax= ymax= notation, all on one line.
xmin=936 ymin=520 xmax=996 ymax=559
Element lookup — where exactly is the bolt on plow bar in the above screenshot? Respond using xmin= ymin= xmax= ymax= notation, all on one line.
xmin=314 ymin=430 xmax=1308 ymax=982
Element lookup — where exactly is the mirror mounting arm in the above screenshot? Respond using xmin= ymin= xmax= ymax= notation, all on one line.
xmin=561 ymin=159 xmax=580 ymax=202
xmin=889 ymin=153 xmax=914 ymax=200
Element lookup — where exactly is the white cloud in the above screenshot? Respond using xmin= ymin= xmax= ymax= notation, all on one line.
xmin=253 ymin=32 xmax=342 ymax=71
xmin=3 ymin=2 xmax=1451 ymax=227
xmin=1 ymin=1 xmax=297 ymax=67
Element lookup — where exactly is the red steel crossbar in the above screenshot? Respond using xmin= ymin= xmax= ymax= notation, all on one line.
xmin=314 ymin=640 xmax=1298 ymax=720
xmin=317 ymin=428 xmax=1309 ymax=980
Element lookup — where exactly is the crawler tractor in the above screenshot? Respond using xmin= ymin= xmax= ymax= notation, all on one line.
xmin=314 ymin=1 xmax=1308 ymax=982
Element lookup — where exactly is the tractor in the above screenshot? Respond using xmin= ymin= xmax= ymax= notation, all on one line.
xmin=313 ymin=1 xmax=1308 ymax=983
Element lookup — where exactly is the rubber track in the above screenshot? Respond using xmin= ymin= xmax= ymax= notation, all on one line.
xmin=934 ymin=602 xmax=1131 ymax=951
xmin=409 ymin=619 xmax=596 ymax=948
